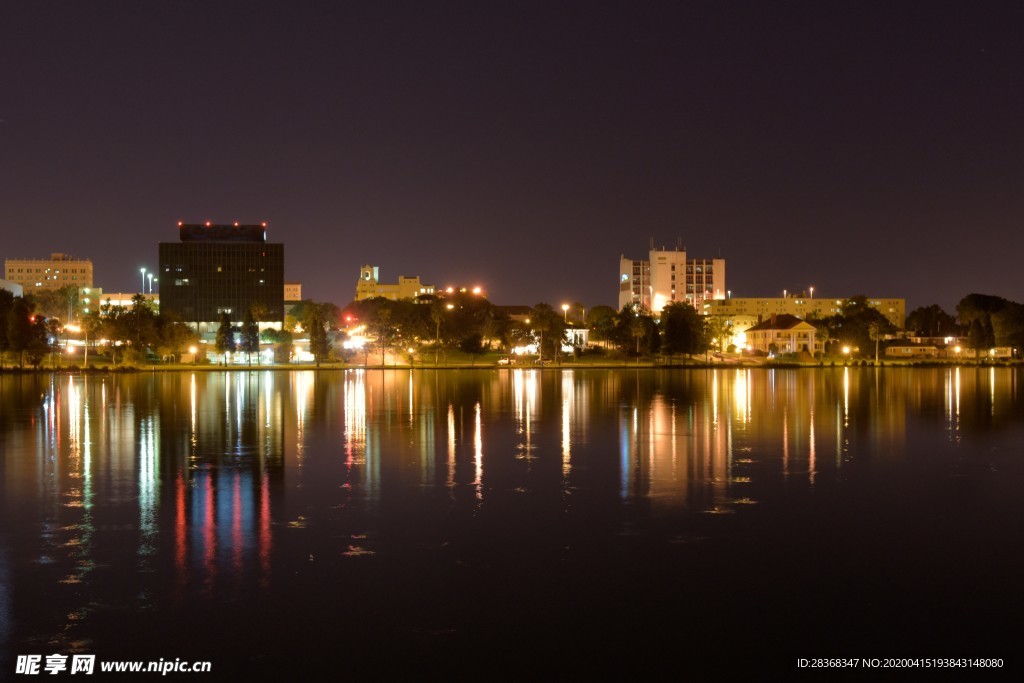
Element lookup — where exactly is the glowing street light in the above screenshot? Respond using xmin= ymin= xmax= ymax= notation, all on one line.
xmin=140 ymin=267 xmax=146 ymax=293
xmin=562 ymin=304 xmax=569 ymax=322
xmin=189 ymin=345 xmax=198 ymax=365
xmin=147 ymin=273 xmax=153 ymax=294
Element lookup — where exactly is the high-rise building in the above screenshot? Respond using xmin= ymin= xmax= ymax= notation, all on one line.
xmin=4 ymin=253 xmax=94 ymax=290
xmin=159 ymin=223 xmax=284 ymax=331
xmin=619 ymin=244 xmax=725 ymax=313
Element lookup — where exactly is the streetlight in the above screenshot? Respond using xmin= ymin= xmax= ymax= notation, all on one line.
xmin=140 ymin=267 xmax=146 ymax=293
xmin=809 ymin=286 xmax=814 ymax=299
xmin=562 ymin=304 xmax=569 ymax=322
xmin=189 ymin=346 xmax=198 ymax=366
xmin=147 ymin=273 xmax=153 ymax=294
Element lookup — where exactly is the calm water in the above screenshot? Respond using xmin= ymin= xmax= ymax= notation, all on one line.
xmin=2 ymin=368 xmax=1022 ymax=676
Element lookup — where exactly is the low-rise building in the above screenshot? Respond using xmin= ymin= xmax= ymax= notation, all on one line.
xmin=744 ymin=314 xmax=823 ymax=356
xmin=705 ymin=294 xmax=905 ymax=329
xmin=5 ymin=253 xmax=94 ymax=290
xmin=355 ymin=265 xmax=434 ymax=301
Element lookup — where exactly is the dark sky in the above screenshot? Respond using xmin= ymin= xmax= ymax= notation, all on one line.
xmin=3 ymin=1 xmax=1022 ymax=313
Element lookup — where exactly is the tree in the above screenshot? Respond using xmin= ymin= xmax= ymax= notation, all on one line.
xmin=661 ymin=302 xmax=707 ymax=358
xmin=818 ymin=296 xmax=895 ymax=358
xmin=307 ymin=306 xmax=330 ymax=367
xmin=156 ymin=312 xmax=198 ymax=363
xmin=587 ymin=305 xmax=618 ymax=349
xmin=459 ymin=333 xmax=485 ymax=365
xmin=629 ymin=317 xmax=647 ymax=360
xmin=0 ymin=288 xmax=14 ymax=368
xmin=704 ymin=316 xmax=732 ymax=354
xmin=81 ymin=309 xmax=102 ymax=367
xmin=215 ymin=312 xmax=235 ymax=364
xmin=262 ymin=328 xmax=294 ymax=363
xmin=7 ymin=297 xmax=35 ymax=368
xmin=530 ymin=303 xmax=566 ymax=360
xmin=906 ymin=304 xmax=958 ymax=337
xmin=241 ymin=308 xmax=260 ymax=366
xmin=130 ymin=293 xmax=158 ymax=349
xmin=27 ymin=285 xmax=78 ymax=322
xmin=968 ymin=319 xmax=986 ymax=352
xmin=368 ymin=306 xmax=393 ymax=366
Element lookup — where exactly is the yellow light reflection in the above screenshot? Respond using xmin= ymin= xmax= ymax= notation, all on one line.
xmin=474 ymin=402 xmax=483 ymax=500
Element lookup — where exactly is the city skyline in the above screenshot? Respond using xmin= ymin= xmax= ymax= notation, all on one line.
xmin=3 ymin=3 xmax=1023 ymax=312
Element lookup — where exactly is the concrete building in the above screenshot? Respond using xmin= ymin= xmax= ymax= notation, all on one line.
xmin=159 ymin=223 xmax=284 ymax=333
xmin=619 ymin=244 xmax=725 ymax=314
xmin=744 ymin=314 xmax=823 ymax=356
xmin=5 ymin=253 xmax=93 ymax=290
xmin=705 ymin=294 xmax=905 ymax=329
xmin=355 ymin=265 xmax=434 ymax=301
xmin=284 ymin=282 xmax=302 ymax=303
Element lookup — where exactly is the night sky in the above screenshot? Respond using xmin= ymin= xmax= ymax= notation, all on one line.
xmin=3 ymin=1 xmax=1022 ymax=312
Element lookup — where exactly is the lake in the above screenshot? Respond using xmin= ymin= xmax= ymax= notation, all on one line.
xmin=2 ymin=368 xmax=1021 ymax=676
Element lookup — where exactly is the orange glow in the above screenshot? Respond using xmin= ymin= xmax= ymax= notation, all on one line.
xmin=205 ymin=221 xmax=211 ymax=226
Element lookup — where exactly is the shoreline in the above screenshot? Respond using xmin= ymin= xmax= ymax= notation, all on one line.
xmin=2 ymin=360 xmax=1022 ymax=374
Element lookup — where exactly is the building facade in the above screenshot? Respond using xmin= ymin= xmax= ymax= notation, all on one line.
xmin=705 ymin=295 xmax=905 ymax=329
xmin=4 ymin=253 xmax=93 ymax=290
xmin=159 ymin=223 xmax=284 ymax=330
xmin=619 ymin=245 xmax=725 ymax=313
xmin=744 ymin=314 xmax=823 ymax=355
xmin=355 ymin=265 xmax=434 ymax=301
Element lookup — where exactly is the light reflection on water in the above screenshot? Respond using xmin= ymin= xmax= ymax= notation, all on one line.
xmin=1 ymin=367 xmax=1022 ymax=672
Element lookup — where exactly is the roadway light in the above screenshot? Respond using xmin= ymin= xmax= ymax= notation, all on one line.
xmin=562 ymin=304 xmax=569 ymax=321
xmin=140 ymin=267 xmax=146 ymax=292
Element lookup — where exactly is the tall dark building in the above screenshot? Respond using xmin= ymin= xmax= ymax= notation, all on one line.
xmin=159 ymin=223 xmax=284 ymax=330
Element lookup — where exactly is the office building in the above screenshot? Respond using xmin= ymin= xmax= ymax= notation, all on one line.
xmin=159 ymin=222 xmax=284 ymax=332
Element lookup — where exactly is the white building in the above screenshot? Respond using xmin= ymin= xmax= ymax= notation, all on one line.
xmin=619 ymin=244 xmax=725 ymax=314
xmin=744 ymin=314 xmax=823 ymax=356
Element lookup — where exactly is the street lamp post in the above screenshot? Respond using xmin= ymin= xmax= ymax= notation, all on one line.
xmin=140 ymin=267 xmax=146 ymax=293
xmin=561 ymin=304 xmax=569 ymax=322
xmin=147 ymin=273 xmax=153 ymax=294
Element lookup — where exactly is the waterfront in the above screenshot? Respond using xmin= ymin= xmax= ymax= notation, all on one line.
xmin=2 ymin=368 xmax=1022 ymax=676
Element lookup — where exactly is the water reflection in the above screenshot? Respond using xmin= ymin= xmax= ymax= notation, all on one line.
xmin=2 ymin=367 xmax=1023 ymax=666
